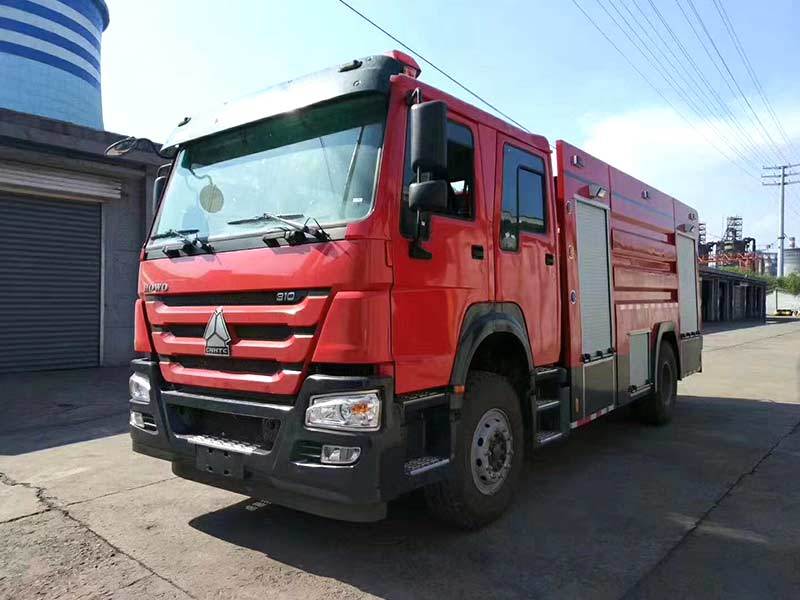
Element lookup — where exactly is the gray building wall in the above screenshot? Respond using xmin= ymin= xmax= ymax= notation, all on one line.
xmin=0 ymin=108 xmax=162 ymax=369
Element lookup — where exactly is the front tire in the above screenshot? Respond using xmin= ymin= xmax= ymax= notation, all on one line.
xmin=636 ymin=342 xmax=678 ymax=425
xmin=424 ymin=370 xmax=524 ymax=529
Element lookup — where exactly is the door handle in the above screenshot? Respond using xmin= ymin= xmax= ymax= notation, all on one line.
xmin=471 ymin=245 xmax=484 ymax=260
xmin=545 ymin=253 xmax=555 ymax=266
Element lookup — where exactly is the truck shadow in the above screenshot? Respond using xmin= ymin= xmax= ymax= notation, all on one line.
xmin=0 ymin=367 xmax=130 ymax=456
xmin=188 ymin=395 xmax=800 ymax=599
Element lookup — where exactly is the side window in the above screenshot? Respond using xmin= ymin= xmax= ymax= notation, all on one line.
xmin=401 ymin=119 xmax=475 ymax=237
xmin=500 ymin=144 xmax=548 ymax=251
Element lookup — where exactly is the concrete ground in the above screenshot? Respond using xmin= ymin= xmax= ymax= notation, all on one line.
xmin=1 ymin=320 xmax=799 ymax=600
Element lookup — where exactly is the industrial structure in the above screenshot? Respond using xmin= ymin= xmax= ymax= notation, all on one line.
xmin=0 ymin=1 xmax=164 ymax=374
xmin=698 ymin=216 xmax=760 ymax=272
xmin=697 ymin=216 xmax=768 ymax=323
xmin=0 ymin=0 xmax=108 ymax=129
xmin=785 ymin=237 xmax=800 ymax=276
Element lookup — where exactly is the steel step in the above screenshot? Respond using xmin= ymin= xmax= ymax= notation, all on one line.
xmin=534 ymin=366 xmax=566 ymax=383
xmin=404 ymin=456 xmax=449 ymax=476
xmin=178 ymin=434 xmax=260 ymax=455
xmin=536 ymin=399 xmax=561 ymax=412
xmin=535 ymin=431 xmax=564 ymax=446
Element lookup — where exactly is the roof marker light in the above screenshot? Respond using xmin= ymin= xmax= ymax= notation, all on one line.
xmin=385 ymin=50 xmax=421 ymax=78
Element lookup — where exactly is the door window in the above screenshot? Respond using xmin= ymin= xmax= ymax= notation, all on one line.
xmin=500 ymin=144 xmax=548 ymax=251
xmin=401 ymin=119 xmax=476 ymax=237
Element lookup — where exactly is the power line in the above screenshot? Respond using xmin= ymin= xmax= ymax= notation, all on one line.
xmin=711 ymin=0 xmax=799 ymax=157
xmin=335 ymin=0 xmax=530 ymax=132
xmin=624 ymin=0 xmax=773 ymax=167
xmin=680 ymin=0 xmax=788 ymax=165
xmin=583 ymin=0 xmax=760 ymax=179
xmin=638 ymin=0 xmax=774 ymax=167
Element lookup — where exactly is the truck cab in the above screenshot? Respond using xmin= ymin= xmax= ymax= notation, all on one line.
xmin=125 ymin=51 xmax=701 ymax=527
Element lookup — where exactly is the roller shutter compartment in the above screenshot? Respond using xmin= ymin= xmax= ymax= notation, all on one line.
xmin=576 ymin=200 xmax=613 ymax=357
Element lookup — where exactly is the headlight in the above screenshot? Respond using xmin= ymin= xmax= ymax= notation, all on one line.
xmin=305 ymin=391 xmax=381 ymax=431
xmin=129 ymin=373 xmax=151 ymax=404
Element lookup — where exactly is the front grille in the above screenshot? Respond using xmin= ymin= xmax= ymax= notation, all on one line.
xmin=236 ymin=325 xmax=316 ymax=339
xmin=148 ymin=289 xmax=329 ymax=307
xmin=165 ymin=384 xmax=296 ymax=405
xmin=291 ymin=440 xmax=323 ymax=463
xmin=170 ymin=356 xmax=298 ymax=375
xmin=158 ymin=324 xmax=316 ymax=341
xmin=309 ymin=363 xmax=377 ymax=377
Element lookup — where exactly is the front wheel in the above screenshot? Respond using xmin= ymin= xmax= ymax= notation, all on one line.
xmin=424 ymin=370 xmax=524 ymax=529
xmin=636 ymin=342 xmax=678 ymax=425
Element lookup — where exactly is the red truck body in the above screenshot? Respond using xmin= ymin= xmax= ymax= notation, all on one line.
xmin=127 ymin=52 xmax=702 ymax=525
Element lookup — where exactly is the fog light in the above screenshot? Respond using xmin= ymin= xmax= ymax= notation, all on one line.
xmin=321 ymin=445 xmax=361 ymax=465
xmin=129 ymin=373 xmax=151 ymax=405
xmin=130 ymin=411 xmax=145 ymax=429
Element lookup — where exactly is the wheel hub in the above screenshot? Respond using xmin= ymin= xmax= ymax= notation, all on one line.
xmin=470 ymin=408 xmax=513 ymax=495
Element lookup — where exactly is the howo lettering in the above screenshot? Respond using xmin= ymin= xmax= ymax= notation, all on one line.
xmin=119 ymin=51 xmax=702 ymax=527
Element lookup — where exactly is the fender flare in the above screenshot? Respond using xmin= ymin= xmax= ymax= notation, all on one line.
xmin=653 ymin=321 xmax=681 ymax=390
xmin=449 ymin=302 xmax=534 ymax=387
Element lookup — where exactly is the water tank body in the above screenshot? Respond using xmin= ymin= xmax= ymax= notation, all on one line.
xmin=785 ymin=248 xmax=800 ymax=276
xmin=0 ymin=0 xmax=109 ymax=129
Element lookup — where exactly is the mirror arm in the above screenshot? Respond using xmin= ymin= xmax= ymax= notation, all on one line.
xmin=409 ymin=165 xmax=433 ymax=260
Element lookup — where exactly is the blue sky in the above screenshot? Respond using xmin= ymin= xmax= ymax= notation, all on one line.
xmin=102 ymin=0 xmax=800 ymax=248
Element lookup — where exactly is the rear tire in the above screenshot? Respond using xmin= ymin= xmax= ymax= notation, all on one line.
xmin=424 ymin=370 xmax=524 ymax=529
xmin=636 ymin=342 xmax=678 ymax=425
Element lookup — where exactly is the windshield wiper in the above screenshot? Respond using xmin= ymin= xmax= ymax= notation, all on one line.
xmin=151 ymin=228 xmax=199 ymax=241
xmin=151 ymin=228 xmax=213 ymax=255
xmin=228 ymin=213 xmax=330 ymax=242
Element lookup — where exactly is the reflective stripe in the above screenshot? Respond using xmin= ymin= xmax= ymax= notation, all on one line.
xmin=0 ymin=5 xmax=98 ymax=58
xmin=0 ymin=28 xmax=98 ymax=80
xmin=0 ymin=0 xmax=99 ymax=48
xmin=570 ymin=405 xmax=613 ymax=429
xmin=0 ymin=39 xmax=99 ymax=88
xmin=0 ymin=16 xmax=98 ymax=68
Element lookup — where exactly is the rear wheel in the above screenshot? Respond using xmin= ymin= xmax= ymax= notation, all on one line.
xmin=424 ymin=370 xmax=524 ymax=529
xmin=636 ymin=342 xmax=678 ymax=425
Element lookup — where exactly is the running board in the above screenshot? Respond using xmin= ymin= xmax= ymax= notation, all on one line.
xmin=535 ymin=431 xmax=564 ymax=446
xmin=536 ymin=399 xmax=561 ymax=412
xmin=404 ymin=456 xmax=450 ymax=476
xmin=533 ymin=366 xmax=567 ymax=384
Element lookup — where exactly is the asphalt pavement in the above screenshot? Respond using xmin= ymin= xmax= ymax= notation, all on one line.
xmin=1 ymin=319 xmax=799 ymax=599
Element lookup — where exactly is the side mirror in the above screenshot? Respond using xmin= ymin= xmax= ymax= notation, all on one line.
xmin=409 ymin=100 xmax=447 ymax=176
xmin=105 ymin=136 xmax=138 ymax=156
xmin=409 ymin=179 xmax=448 ymax=212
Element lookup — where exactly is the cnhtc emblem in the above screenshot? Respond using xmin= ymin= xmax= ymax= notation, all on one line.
xmin=204 ymin=307 xmax=231 ymax=357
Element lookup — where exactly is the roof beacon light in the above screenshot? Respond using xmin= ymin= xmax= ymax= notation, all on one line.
xmin=386 ymin=50 xmax=421 ymax=78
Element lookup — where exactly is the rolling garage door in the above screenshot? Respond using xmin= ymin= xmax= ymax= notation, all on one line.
xmin=0 ymin=196 xmax=101 ymax=373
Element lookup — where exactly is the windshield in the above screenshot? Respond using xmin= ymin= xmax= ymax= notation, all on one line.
xmin=150 ymin=95 xmax=386 ymax=244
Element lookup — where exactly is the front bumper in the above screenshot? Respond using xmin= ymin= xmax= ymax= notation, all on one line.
xmin=129 ymin=359 xmax=451 ymax=522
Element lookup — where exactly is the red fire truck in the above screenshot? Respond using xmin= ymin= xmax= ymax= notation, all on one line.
xmin=113 ymin=51 xmax=702 ymax=528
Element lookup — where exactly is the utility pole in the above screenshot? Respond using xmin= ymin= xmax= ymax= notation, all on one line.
xmin=762 ymin=162 xmax=800 ymax=277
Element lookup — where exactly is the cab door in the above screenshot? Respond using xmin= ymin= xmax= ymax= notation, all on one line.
xmin=391 ymin=110 xmax=490 ymax=393
xmin=494 ymin=137 xmax=560 ymax=365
